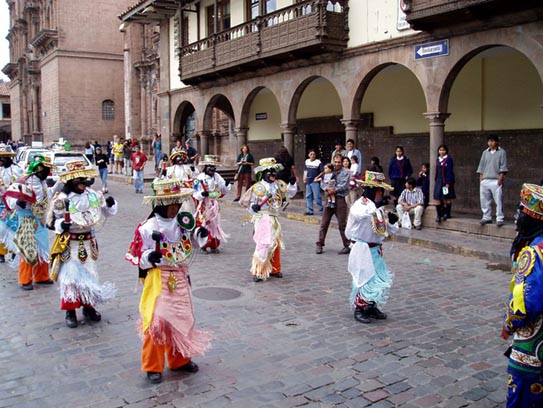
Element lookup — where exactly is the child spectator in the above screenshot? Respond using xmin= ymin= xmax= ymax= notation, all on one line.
xmin=316 ymin=163 xmax=337 ymax=208
xmin=417 ymin=162 xmax=430 ymax=208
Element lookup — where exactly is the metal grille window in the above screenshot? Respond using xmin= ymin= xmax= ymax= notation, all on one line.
xmin=102 ymin=100 xmax=115 ymax=120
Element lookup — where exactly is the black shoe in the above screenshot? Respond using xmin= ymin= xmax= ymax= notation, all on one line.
xmin=0 ymin=255 xmax=5 ymax=263
xmin=316 ymin=244 xmax=323 ymax=254
xmin=209 ymin=248 xmax=220 ymax=254
xmin=366 ymin=303 xmax=387 ymax=320
xmin=21 ymin=283 xmax=34 ymax=291
xmin=171 ymin=361 xmax=199 ymax=373
xmin=435 ymin=216 xmax=441 ymax=223
xmin=304 ymin=211 xmax=314 ymax=215
xmin=497 ymin=220 xmax=505 ymax=227
xmin=354 ymin=308 xmax=371 ymax=324
xmin=272 ymin=272 xmax=283 ymax=278
xmin=82 ymin=307 xmax=101 ymax=322
xmin=338 ymin=247 xmax=350 ymax=255
xmin=480 ymin=219 xmax=492 ymax=225
xmin=35 ymin=279 xmax=55 ymax=285
xmin=253 ymin=276 xmax=263 ymax=283
xmin=233 ymin=198 xmax=240 ymax=202
xmin=442 ymin=214 xmax=448 ymax=221
xmin=146 ymin=372 xmax=163 ymax=383
xmin=65 ymin=310 xmax=78 ymax=328
xmin=200 ymin=248 xmax=208 ymax=254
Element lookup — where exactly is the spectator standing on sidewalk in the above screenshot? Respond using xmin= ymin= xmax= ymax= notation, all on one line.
xmin=315 ymin=154 xmax=351 ymax=255
xmin=345 ymin=139 xmax=362 ymax=177
xmin=151 ymin=134 xmax=163 ymax=172
xmin=113 ymin=136 xmax=124 ymax=174
xmin=477 ymin=134 xmax=508 ymax=226
xmin=330 ymin=140 xmax=346 ymax=164
xmin=396 ymin=177 xmax=425 ymax=230
xmin=123 ymin=140 xmax=133 ymax=176
xmin=303 ymin=149 xmax=323 ymax=215
xmin=94 ymin=146 xmax=110 ymax=193
xmin=434 ymin=145 xmax=456 ymax=222
xmin=346 ymin=171 xmax=398 ymax=324
xmin=388 ymin=145 xmax=413 ymax=205
xmin=501 ymin=183 xmax=543 ymax=406
xmin=417 ymin=162 xmax=430 ymax=209
xmin=131 ymin=145 xmax=148 ymax=194
xmin=233 ymin=144 xmax=254 ymax=202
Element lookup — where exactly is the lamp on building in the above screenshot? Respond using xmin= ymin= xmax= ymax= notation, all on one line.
xmin=119 ymin=22 xmax=129 ymax=32
xmin=142 ymin=6 xmax=156 ymax=14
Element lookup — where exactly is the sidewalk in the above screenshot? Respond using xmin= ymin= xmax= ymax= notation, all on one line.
xmin=111 ymin=166 xmax=513 ymax=269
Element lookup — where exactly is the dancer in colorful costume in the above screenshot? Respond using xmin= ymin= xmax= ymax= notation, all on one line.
xmin=0 ymin=145 xmax=22 ymax=262
xmin=346 ymin=171 xmax=399 ymax=323
xmin=166 ymin=150 xmax=194 ymax=184
xmin=241 ymin=157 xmax=297 ymax=282
xmin=125 ymin=177 xmax=211 ymax=384
xmin=3 ymin=155 xmax=54 ymax=290
xmin=48 ymin=160 xmax=118 ymax=328
xmin=192 ymin=155 xmax=230 ymax=254
xmin=502 ymin=183 xmax=543 ymax=407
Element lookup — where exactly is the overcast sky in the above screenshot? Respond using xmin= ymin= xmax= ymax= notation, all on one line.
xmin=1 ymin=2 xmax=10 ymax=81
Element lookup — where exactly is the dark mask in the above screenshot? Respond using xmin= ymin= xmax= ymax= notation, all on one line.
xmin=205 ymin=165 xmax=216 ymax=177
xmin=262 ymin=169 xmax=276 ymax=183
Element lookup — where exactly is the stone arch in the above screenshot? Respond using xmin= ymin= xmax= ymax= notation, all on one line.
xmin=350 ymin=62 xmax=427 ymax=120
xmin=203 ymin=94 xmax=235 ymax=131
xmin=240 ymin=86 xmax=268 ymax=129
xmin=172 ymin=101 xmax=197 ymax=144
xmin=439 ymin=44 xmax=543 ymax=114
xmin=287 ymin=75 xmax=343 ymax=125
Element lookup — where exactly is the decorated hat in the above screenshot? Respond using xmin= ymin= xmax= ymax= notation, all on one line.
xmin=199 ymin=154 xmax=221 ymax=167
xmin=59 ymin=160 xmax=98 ymax=182
xmin=143 ymin=177 xmax=194 ymax=206
xmin=0 ymin=144 xmax=15 ymax=156
xmin=357 ymin=171 xmax=394 ymax=191
xmin=520 ymin=183 xmax=543 ymax=220
xmin=27 ymin=155 xmax=55 ymax=174
xmin=253 ymin=157 xmax=284 ymax=175
xmin=3 ymin=182 xmax=37 ymax=210
xmin=170 ymin=150 xmax=188 ymax=164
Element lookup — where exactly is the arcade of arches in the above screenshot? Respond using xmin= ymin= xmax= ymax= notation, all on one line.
xmin=166 ymin=22 xmax=543 ymax=217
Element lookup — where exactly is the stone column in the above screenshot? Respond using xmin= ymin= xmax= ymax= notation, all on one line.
xmin=340 ymin=119 xmax=360 ymax=145
xmin=198 ymin=130 xmax=211 ymax=156
xmin=31 ymin=85 xmax=39 ymax=134
xmin=235 ymin=127 xmax=248 ymax=152
xmin=140 ymin=70 xmax=148 ymax=140
xmin=280 ymin=124 xmax=296 ymax=155
xmin=423 ymin=112 xmax=450 ymax=199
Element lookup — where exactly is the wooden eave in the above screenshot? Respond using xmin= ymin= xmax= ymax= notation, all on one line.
xmin=119 ymin=0 xmax=179 ymax=23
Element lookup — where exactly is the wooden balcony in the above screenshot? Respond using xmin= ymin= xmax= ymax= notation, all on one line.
xmin=179 ymin=0 xmax=348 ymax=85
xmin=404 ymin=0 xmax=543 ymax=32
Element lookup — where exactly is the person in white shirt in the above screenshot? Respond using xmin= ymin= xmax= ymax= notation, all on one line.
xmin=395 ymin=177 xmax=425 ymax=230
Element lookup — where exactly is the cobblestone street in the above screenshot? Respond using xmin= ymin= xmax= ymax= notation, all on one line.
xmin=0 ymin=179 xmax=511 ymax=407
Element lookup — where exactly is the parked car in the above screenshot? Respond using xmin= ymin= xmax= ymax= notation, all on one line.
xmin=46 ymin=151 xmax=95 ymax=183
xmin=14 ymin=147 xmax=51 ymax=172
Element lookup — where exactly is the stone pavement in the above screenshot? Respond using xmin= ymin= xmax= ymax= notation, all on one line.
xmin=0 ymin=177 xmax=513 ymax=407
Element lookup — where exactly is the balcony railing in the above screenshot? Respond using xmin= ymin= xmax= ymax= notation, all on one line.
xmin=179 ymin=0 xmax=348 ymax=85
xmin=404 ymin=0 xmax=543 ymax=32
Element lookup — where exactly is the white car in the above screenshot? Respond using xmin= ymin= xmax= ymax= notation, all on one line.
xmin=47 ymin=151 xmax=95 ymax=183
xmin=14 ymin=147 xmax=51 ymax=172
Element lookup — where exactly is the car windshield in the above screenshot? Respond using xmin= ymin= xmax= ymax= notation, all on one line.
xmin=53 ymin=154 xmax=89 ymax=167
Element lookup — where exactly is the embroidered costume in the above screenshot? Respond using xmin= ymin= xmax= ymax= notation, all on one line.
xmin=503 ymin=183 xmax=543 ymax=407
xmin=346 ymin=171 xmax=398 ymax=324
xmin=241 ymin=157 xmax=297 ymax=282
xmin=192 ymin=155 xmax=230 ymax=254
xmin=0 ymin=145 xmax=22 ymax=262
xmin=48 ymin=160 xmax=117 ymax=328
xmin=126 ymin=177 xmax=211 ymax=384
xmin=3 ymin=155 xmax=54 ymax=290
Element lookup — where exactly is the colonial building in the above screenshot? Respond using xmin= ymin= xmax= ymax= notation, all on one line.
xmin=0 ymin=80 xmax=11 ymax=143
xmin=122 ymin=0 xmax=543 ymax=220
xmin=2 ymin=0 xmax=136 ymax=148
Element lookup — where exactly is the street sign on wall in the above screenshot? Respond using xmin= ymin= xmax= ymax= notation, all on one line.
xmin=414 ymin=39 xmax=449 ymax=60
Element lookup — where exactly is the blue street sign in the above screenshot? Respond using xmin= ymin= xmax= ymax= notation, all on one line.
xmin=414 ymin=39 xmax=449 ymax=60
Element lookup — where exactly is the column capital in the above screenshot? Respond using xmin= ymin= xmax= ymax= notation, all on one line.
xmin=340 ymin=119 xmax=361 ymax=130
xmin=280 ymin=123 xmax=296 ymax=132
xmin=423 ymin=112 xmax=450 ymax=124
xmin=235 ymin=127 xmax=249 ymax=135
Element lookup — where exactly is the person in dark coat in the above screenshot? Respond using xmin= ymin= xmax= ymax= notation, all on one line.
xmin=387 ymin=145 xmax=413 ymax=205
xmin=434 ymin=145 xmax=456 ymax=223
